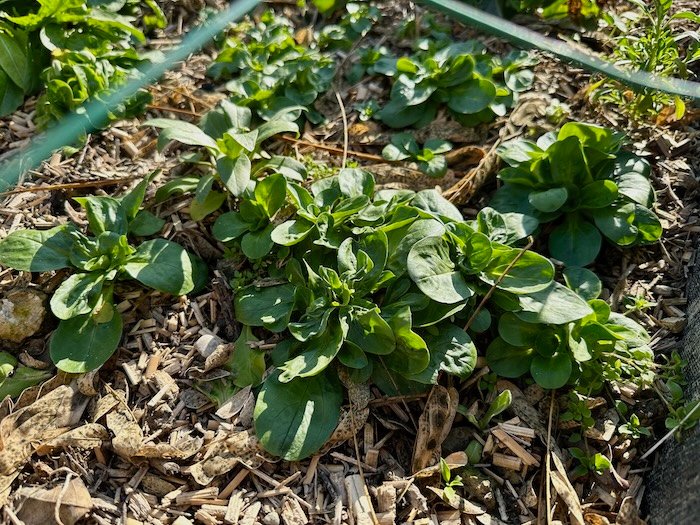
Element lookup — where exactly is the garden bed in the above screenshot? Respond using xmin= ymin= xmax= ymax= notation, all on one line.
xmin=0 ymin=1 xmax=698 ymax=524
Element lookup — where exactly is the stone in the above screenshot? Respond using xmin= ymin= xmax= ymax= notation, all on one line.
xmin=0 ymin=290 xmax=46 ymax=343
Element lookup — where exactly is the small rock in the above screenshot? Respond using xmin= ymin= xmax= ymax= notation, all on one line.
xmin=194 ymin=333 xmax=225 ymax=358
xmin=0 ymin=290 xmax=46 ymax=343
xmin=262 ymin=511 xmax=280 ymax=525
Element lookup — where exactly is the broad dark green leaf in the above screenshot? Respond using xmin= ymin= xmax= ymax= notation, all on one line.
xmin=528 ymin=187 xmax=568 ymax=213
xmin=74 ymin=196 xmax=128 ymax=236
xmin=549 ymin=216 xmax=602 ymax=267
xmin=254 ymin=370 xmax=343 ymax=461
xmin=124 ymin=239 xmax=194 ymax=295
xmin=578 ymin=180 xmax=618 ymax=210
xmin=129 ymin=210 xmax=165 ymax=236
xmin=271 ymin=219 xmax=315 ymax=246
xmin=593 ymin=203 xmax=638 ymax=246
xmin=530 ymin=351 xmax=572 ymax=389
xmin=486 ymin=337 xmax=533 ymax=378
xmin=212 ymin=211 xmax=251 ymax=242
xmin=0 ymin=31 xmax=30 ymax=91
xmin=0 ymin=225 xmax=75 ymax=272
xmin=241 ymin=225 xmax=275 ymax=260
xmin=347 ymin=308 xmax=395 ymax=355
xmin=481 ymin=245 xmax=554 ymax=294
xmin=234 ymin=284 xmax=296 ymax=333
xmin=254 ymin=173 xmax=287 ymax=218
xmin=412 ymin=324 xmax=476 ymax=383
xmin=518 ymin=282 xmax=593 ymax=324
xmin=562 ymin=267 xmax=601 ymax=301
xmin=447 ymin=78 xmax=497 ymax=114
xmin=50 ymin=311 xmax=123 ymax=373
xmin=278 ymin=316 xmax=345 ymax=381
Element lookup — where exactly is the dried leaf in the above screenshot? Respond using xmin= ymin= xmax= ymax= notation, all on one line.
xmin=15 ymin=478 xmax=92 ymax=525
xmin=411 ymin=385 xmax=458 ymax=472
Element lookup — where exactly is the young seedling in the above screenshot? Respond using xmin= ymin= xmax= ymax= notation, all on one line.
xmin=382 ymin=133 xmax=453 ymax=178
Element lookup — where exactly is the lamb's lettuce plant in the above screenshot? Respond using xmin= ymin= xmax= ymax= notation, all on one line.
xmin=0 ymin=176 xmax=206 ymax=373
xmin=486 ymin=266 xmax=653 ymax=389
xmin=376 ymin=43 xmax=534 ymax=128
xmin=228 ymin=168 xmax=556 ymax=461
xmin=382 ymin=133 xmax=453 ymax=178
xmin=146 ymin=100 xmax=300 ymax=219
xmin=208 ymin=10 xmax=335 ymax=123
xmin=490 ymin=122 xmax=662 ymax=266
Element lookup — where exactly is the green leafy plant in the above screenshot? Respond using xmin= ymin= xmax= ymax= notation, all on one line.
xmin=375 ymin=43 xmax=534 ymax=128
xmin=146 ymin=100 xmax=300 ymax=220
xmin=0 ymin=351 xmax=51 ymax=399
xmin=591 ymin=0 xmax=700 ymax=120
xmin=439 ymin=458 xmax=464 ymax=502
xmin=318 ymin=2 xmax=382 ymax=50
xmin=0 ymin=0 xmax=160 ymax=123
xmin=382 ymin=133 xmax=453 ymax=178
xmin=487 ymin=266 xmax=654 ymax=390
xmin=569 ymin=447 xmax=612 ymax=478
xmin=470 ymin=0 xmax=603 ymax=22
xmin=0 ymin=176 xmax=206 ymax=373
xmin=231 ymin=168 xmax=555 ymax=461
xmin=212 ymin=173 xmax=288 ymax=260
xmin=491 ymin=121 xmax=662 ymax=266
xmin=619 ymin=413 xmax=651 ymax=439
xmin=208 ymin=10 xmax=335 ymax=123
xmin=461 ymin=389 xmax=512 ymax=430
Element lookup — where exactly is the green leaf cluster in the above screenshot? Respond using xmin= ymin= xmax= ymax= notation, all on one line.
xmin=233 ymin=168 xmax=557 ymax=460
xmin=374 ymin=43 xmax=534 ymax=128
xmin=208 ymin=10 xmax=336 ymax=123
xmin=382 ymin=133 xmax=453 ymax=178
xmin=0 ymin=0 xmax=160 ymax=124
xmin=146 ymin=100 xmax=301 ymax=220
xmin=487 ymin=266 xmax=653 ymax=390
xmin=491 ymin=121 xmax=662 ymax=266
xmin=0 ymin=174 xmax=206 ymax=373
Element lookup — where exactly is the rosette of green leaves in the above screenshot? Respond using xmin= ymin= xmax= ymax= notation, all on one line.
xmin=212 ymin=173 xmax=288 ymax=259
xmin=376 ymin=43 xmax=534 ymax=128
xmin=0 ymin=176 xmax=206 ymax=373
xmin=232 ymin=169 xmax=558 ymax=461
xmin=490 ymin=122 xmax=662 ymax=266
xmin=382 ymin=133 xmax=453 ymax=178
xmin=146 ymin=100 xmax=300 ymax=220
xmin=486 ymin=267 xmax=652 ymax=389
xmin=318 ymin=2 xmax=382 ymax=51
xmin=208 ymin=10 xmax=335 ymax=123
xmin=0 ymin=0 xmax=155 ymax=121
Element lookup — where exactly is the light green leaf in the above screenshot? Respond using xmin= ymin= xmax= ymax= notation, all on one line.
xmin=145 ymin=119 xmax=218 ymax=150
xmin=218 ymin=154 xmax=251 ymax=197
xmin=227 ymin=326 xmax=265 ymax=388
xmin=528 ymin=187 xmax=568 ymax=213
xmin=50 ymin=272 xmax=104 ymax=320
